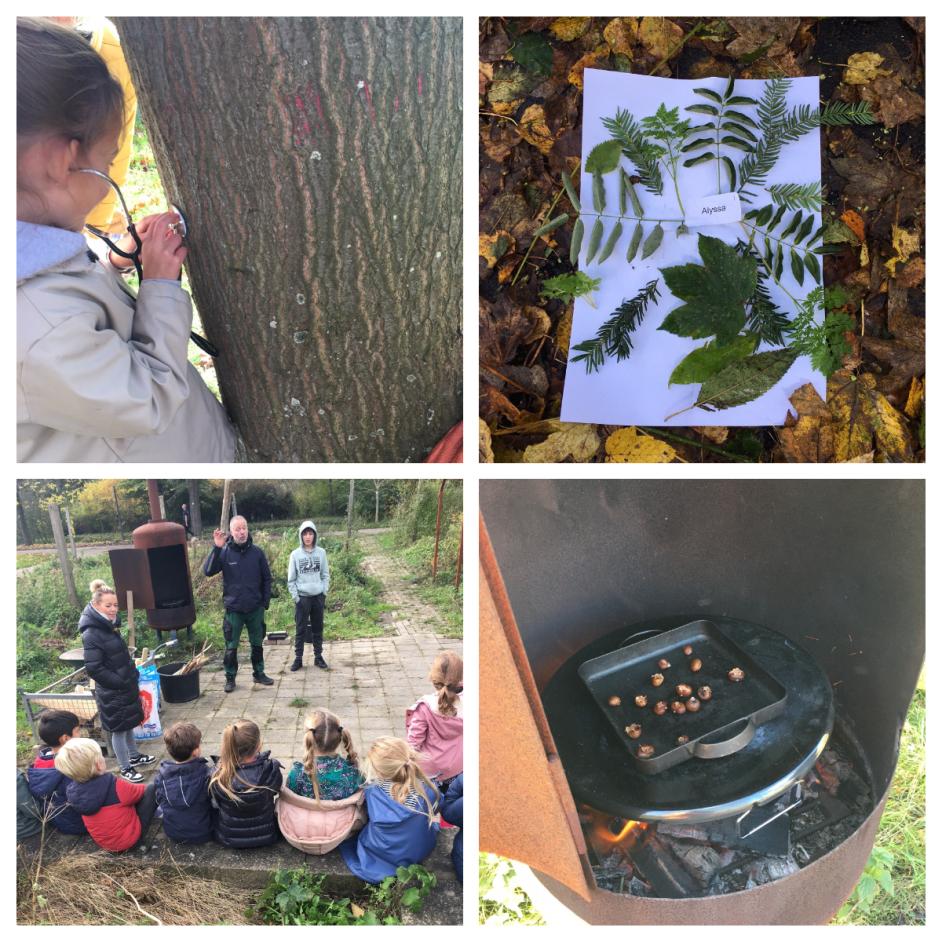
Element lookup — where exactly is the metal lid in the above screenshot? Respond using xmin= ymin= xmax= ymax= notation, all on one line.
xmin=542 ymin=615 xmax=834 ymax=823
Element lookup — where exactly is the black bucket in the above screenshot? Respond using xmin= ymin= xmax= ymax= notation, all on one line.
xmin=157 ymin=662 xmax=200 ymax=703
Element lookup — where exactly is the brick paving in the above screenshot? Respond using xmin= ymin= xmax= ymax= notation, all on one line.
xmin=124 ymin=533 xmax=462 ymax=769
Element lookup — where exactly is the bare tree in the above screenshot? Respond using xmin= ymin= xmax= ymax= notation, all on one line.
xmin=345 ymin=479 xmax=355 ymax=549
xmin=48 ymin=504 xmax=79 ymax=607
xmin=187 ymin=479 xmax=203 ymax=537
xmin=117 ymin=17 xmax=462 ymax=462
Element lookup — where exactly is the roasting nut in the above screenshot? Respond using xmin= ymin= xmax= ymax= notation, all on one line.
xmin=670 ymin=700 xmax=687 ymax=714
xmin=608 ymin=695 xmax=622 ymax=707
xmin=728 ymin=667 xmax=746 ymax=682
xmin=675 ymin=683 xmax=693 ymax=698
xmin=686 ymin=696 xmax=701 ymax=712
xmin=634 ymin=694 xmax=649 ymax=708
xmin=690 ymin=658 xmax=703 ymax=672
xmin=677 ymin=735 xmax=689 ymax=745
xmin=626 ymin=723 xmax=642 ymax=739
xmin=653 ymin=700 xmax=668 ymax=716
xmin=651 ymin=673 xmax=665 ymax=687
xmin=697 ymin=685 xmax=713 ymax=701
xmin=683 ymin=645 xmax=694 ymax=656
xmin=637 ymin=744 xmax=656 ymax=758
xmin=658 ymin=658 xmax=671 ymax=669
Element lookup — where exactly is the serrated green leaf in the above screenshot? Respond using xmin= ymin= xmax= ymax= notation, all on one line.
xmin=641 ymin=222 xmax=663 ymax=259
xmin=585 ymin=217 xmax=604 ymax=263
xmin=669 ymin=333 xmax=758 ymax=385
xmin=659 ymin=235 xmax=756 ymax=345
xmin=593 ymin=172 xmax=606 ymax=213
xmin=626 ymin=222 xmax=643 ymax=262
xmin=585 ymin=139 xmax=622 ymax=175
xmin=510 ymin=32 xmax=553 ymax=76
xmin=790 ymin=249 xmax=805 ymax=285
xmin=597 ymin=220 xmax=623 ymax=264
xmin=683 ymin=152 xmax=715 ymax=168
xmin=694 ymin=348 xmax=799 ymax=410
xmin=686 ymin=103 xmax=719 ymax=116
xmin=694 ymin=86 xmax=724 ymax=103
xmin=570 ymin=217 xmax=584 ymax=265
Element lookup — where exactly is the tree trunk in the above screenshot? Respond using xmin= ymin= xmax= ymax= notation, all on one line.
xmin=16 ymin=484 xmax=33 ymax=545
xmin=48 ymin=504 xmax=79 ymax=607
xmin=220 ymin=480 xmax=233 ymax=531
xmin=64 ymin=507 xmax=78 ymax=558
xmin=374 ymin=480 xmax=380 ymax=524
xmin=187 ymin=479 xmax=203 ymax=537
xmin=345 ymin=479 xmax=355 ymax=549
xmin=117 ymin=17 xmax=462 ymax=462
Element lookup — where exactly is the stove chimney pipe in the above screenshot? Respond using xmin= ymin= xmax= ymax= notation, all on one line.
xmin=147 ymin=480 xmax=163 ymax=523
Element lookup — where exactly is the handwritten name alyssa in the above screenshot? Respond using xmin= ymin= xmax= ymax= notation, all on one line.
xmin=701 ymin=205 xmax=727 ymax=215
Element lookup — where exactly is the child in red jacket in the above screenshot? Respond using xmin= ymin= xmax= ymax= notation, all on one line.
xmin=55 ymin=737 xmax=156 ymax=851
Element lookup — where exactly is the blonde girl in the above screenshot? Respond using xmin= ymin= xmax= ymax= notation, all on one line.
xmin=340 ymin=737 xmax=440 ymax=883
xmin=208 ymin=719 xmax=282 ymax=847
xmin=286 ymin=710 xmax=361 ymax=802
xmin=406 ymin=651 xmax=463 ymax=785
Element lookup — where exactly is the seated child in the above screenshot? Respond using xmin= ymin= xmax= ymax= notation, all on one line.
xmin=278 ymin=709 xmax=365 ymax=854
xmin=56 ymin=737 xmax=156 ymax=852
xmin=153 ymin=721 xmax=213 ymax=844
xmin=209 ymin=719 xmax=282 ymax=848
xmin=440 ymin=774 xmax=464 ymax=883
xmin=27 ymin=709 xmax=87 ymax=834
xmin=406 ymin=652 xmax=463 ymax=787
xmin=340 ymin=737 xmax=440 ymax=883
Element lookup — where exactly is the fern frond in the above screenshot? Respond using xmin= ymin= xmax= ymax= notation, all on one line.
xmin=768 ymin=182 xmax=821 ymax=211
xmin=571 ymin=280 xmax=661 ymax=373
xmin=756 ymin=78 xmax=790 ymax=138
xmin=602 ymin=109 xmax=664 ymax=195
xmin=820 ymin=100 xmax=876 ymax=126
xmin=737 ymin=241 xmax=790 ymax=346
xmin=787 ymin=286 xmax=854 ymax=375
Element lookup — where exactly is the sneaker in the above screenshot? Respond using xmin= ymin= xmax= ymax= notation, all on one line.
xmin=314 ymin=655 xmax=329 ymax=670
xmin=253 ymin=672 xmax=275 ymax=686
xmin=224 ymin=678 xmax=236 ymax=693
xmin=119 ymin=767 xmax=144 ymax=783
xmin=290 ymin=658 xmax=303 ymax=672
xmin=130 ymin=753 xmax=157 ymax=767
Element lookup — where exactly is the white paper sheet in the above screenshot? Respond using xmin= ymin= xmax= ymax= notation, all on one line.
xmin=561 ymin=69 xmax=824 ymax=427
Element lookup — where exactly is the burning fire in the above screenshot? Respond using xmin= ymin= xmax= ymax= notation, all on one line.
xmin=581 ymin=804 xmax=648 ymax=851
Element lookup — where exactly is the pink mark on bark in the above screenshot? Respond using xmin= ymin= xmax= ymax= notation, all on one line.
xmin=362 ymin=80 xmax=376 ymax=125
xmin=293 ymin=94 xmax=312 ymax=138
xmin=394 ymin=95 xmax=400 ymax=112
xmin=313 ymin=92 xmax=325 ymax=125
xmin=417 ymin=74 xmax=423 ymax=97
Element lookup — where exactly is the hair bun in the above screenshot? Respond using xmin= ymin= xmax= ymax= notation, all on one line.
xmin=89 ymin=578 xmax=111 ymax=593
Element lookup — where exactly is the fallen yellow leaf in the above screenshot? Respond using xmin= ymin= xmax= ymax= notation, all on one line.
xmin=638 ymin=17 xmax=684 ymax=64
xmin=522 ymin=421 xmax=600 ymax=462
xmin=478 ymin=231 xmax=514 ymax=269
xmin=568 ymin=45 xmax=609 ymax=89
xmin=518 ymin=104 xmax=556 ymax=155
xmin=843 ymin=51 xmax=890 ymax=85
xmin=605 ymin=426 xmax=678 ymax=463
xmin=829 ymin=371 xmax=914 ymax=462
xmin=885 ymin=224 xmax=921 ymax=277
xmin=479 ymin=418 xmax=494 ymax=463
xmin=555 ymin=305 xmax=574 ymax=359
xmin=904 ymin=375 xmax=925 ymax=419
xmin=550 ymin=17 xmax=591 ymax=42
xmin=523 ymin=305 xmax=552 ymax=342
xmin=603 ymin=17 xmax=639 ymax=57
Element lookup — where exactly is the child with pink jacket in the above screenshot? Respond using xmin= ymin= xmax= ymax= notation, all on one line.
xmin=406 ymin=652 xmax=463 ymax=787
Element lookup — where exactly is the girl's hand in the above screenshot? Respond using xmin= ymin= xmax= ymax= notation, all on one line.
xmin=107 ymin=213 xmax=167 ymax=269
xmin=139 ymin=211 xmax=188 ymax=281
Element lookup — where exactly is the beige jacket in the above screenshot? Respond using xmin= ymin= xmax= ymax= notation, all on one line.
xmin=277 ymin=786 xmax=366 ymax=855
xmin=18 ymin=235 xmax=236 ymax=462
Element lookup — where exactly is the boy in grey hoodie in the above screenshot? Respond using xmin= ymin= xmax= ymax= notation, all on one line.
xmin=288 ymin=520 xmax=330 ymax=671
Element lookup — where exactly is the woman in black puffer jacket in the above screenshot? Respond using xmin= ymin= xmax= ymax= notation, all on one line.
xmin=80 ymin=580 xmax=156 ymax=782
xmin=209 ymin=719 xmax=283 ymax=848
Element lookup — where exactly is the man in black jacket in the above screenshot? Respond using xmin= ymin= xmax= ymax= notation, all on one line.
xmin=203 ymin=516 xmax=273 ymax=692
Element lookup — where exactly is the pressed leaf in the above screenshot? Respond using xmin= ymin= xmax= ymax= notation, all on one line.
xmin=659 ymin=234 xmax=756 ymax=346
xmin=774 ymin=242 xmax=784 ymax=281
xmin=726 ymin=95 xmax=759 ymax=106
xmin=790 ymin=249 xmax=805 ymax=285
xmin=533 ymin=213 xmax=569 ymax=237
xmin=584 ymin=138 xmax=623 ymax=175
xmin=681 ymin=137 xmax=714 ymax=152
xmin=803 ymin=251 xmax=821 ymax=282
xmin=597 ymin=220 xmax=623 ymax=264
xmin=683 ymin=152 xmax=715 ymax=168
xmin=724 ymin=74 xmax=736 ymax=100
xmin=769 ymin=205 xmax=787 ymax=231
xmin=686 ymin=103 xmax=719 ymax=116
xmin=626 ymin=221 xmax=644 ymax=262
xmin=693 ymin=86 xmax=724 ymax=103
xmin=720 ymin=135 xmax=753 ymax=152
xmin=695 ymin=348 xmax=799 ymax=411
xmin=619 ymin=170 xmax=627 ymax=215
xmin=585 ymin=217 xmax=604 ymax=263
xmin=593 ymin=172 xmax=606 ymax=212
xmin=669 ymin=333 xmax=758 ymax=385
xmin=781 ymin=211 xmax=803 ymax=240
xmin=725 ymin=109 xmax=758 ymax=127
xmin=755 ymin=204 xmax=774 ymax=227
xmin=570 ymin=218 xmax=584 ymax=265
xmin=623 ymin=170 xmax=644 ymax=216
xmin=641 ymin=222 xmax=664 ymax=259
xmin=721 ymin=156 xmax=737 ymax=189
xmin=795 ymin=214 xmax=816 ymax=243
xmin=562 ymin=171 xmax=581 ymax=212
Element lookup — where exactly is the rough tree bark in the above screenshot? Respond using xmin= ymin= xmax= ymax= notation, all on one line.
xmin=187 ymin=479 xmax=202 ymax=537
xmin=117 ymin=17 xmax=462 ymax=462
xmin=16 ymin=484 xmax=33 ymax=545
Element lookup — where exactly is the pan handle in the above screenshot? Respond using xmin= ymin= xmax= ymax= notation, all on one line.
xmin=619 ymin=628 xmax=664 ymax=647
xmin=693 ymin=717 xmax=756 ymax=759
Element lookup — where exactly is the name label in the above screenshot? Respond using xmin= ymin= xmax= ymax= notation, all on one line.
xmin=685 ymin=191 xmax=742 ymax=227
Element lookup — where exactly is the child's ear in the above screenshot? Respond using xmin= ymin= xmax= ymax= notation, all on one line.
xmin=58 ymin=734 xmax=70 ymax=747
xmin=45 ymin=136 xmax=80 ymax=184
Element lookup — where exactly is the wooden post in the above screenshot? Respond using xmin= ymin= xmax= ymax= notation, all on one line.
xmin=158 ymin=493 xmax=167 ymax=521
xmin=187 ymin=479 xmax=203 ymax=538
xmin=112 ymin=485 xmax=122 ymax=532
xmin=63 ymin=507 xmax=78 ymax=559
xmin=454 ymin=517 xmax=463 ymax=589
xmin=374 ymin=481 xmax=381 ymax=524
xmin=431 ymin=480 xmax=446 ymax=579
xmin=126 ymin=590 xmax=136 ymax=654
xmin=220 ymin=480 xmax=233 ymax=531
xmin=48 ymin=503 xmax=79 ymax=606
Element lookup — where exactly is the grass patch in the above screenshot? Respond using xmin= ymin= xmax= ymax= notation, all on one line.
xmin=16 ymin=554 xmax=47 ymax=569
xmin=16 ymin=529 xmax=389 ymax=762
xmin=288 ymin=697 xmax=309 ymax=709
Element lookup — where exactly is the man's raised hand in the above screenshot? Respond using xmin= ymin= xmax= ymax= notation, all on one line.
xmin=213 ymin=528 xmax=227 ymax=548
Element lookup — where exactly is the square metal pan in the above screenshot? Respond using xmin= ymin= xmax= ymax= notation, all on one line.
xmin=578 ymin=619 xmax=788 ymax=775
